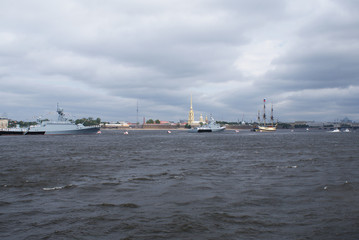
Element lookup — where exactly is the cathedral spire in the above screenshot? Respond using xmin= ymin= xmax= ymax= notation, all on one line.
xmin=190 ymin=94 xmax=193 ymax=110
xmin=188 ymin=94 xmax=194 ymax=125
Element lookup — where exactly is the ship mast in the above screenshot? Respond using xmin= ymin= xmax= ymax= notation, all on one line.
xmin=270 ymin=103 xmax=274 ymax=126
xmin=263 ymin=98 xmax=266 ymax=126
xmin=136 ymin=100 xmax=139 ymax=128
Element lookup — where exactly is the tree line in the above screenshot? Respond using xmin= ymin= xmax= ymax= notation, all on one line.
xmin=146 ymin=119 xmax=161 ymax=124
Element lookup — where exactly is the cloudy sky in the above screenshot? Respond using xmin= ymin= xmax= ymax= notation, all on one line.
xmin=1 ymin=0 xmax=358 ymax=123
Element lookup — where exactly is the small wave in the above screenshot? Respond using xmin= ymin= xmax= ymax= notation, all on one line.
xmin=321 ymin=181 xmax=353 ymax=191
xmin=169 ymin=174 xmax=184 ymax=179
xmin=119 ymin=203 xmax=139 ymax=208
xmin=174 ymin=201 xmax=192 ymax=206
xmin=101 ymin=182 xmax=121 ymax=186
xmin=287 ymin=165 xmax=298 ymax=168
xmin=0 ymin=201 xmax=11 ymax=206
xmin=129 ymin=177 xmax=153 ymax=181
xmin=89 ymin=203 xmax=139 ymax=208
xmin=42 ymin=184 xmax=74 ymax=191
xmin=146 ymin=172 xmax=168 ymax=177
xmin=92 ymin=203 xmax=117 ymax=207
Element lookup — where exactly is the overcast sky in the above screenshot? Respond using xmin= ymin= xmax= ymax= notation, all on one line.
xmin=1 ymin=0 xmax=358 ymax=123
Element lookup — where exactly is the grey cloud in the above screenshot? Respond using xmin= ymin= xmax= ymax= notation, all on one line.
xmin=1 ymin=0 xmax=359 ymax=122
xmin=267 ymin=49 xmax=359 ymax=90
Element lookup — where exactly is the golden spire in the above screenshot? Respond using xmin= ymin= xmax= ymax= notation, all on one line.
xmin=188 ymin=94 xmax=194 ymax=125
xmin=190 ymin=94 xmax=193 ymax=110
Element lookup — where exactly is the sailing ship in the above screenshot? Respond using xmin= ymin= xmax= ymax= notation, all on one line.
xmin=255 ymin=99 xmax=277 ymax=132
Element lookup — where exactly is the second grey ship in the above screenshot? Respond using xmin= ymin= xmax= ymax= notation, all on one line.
xmin=189 ymin=116 xmax=225 ymax=133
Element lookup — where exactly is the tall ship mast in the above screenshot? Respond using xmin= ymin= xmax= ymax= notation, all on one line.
xmin=263 ymin=98 xmax=266 ymax=126
xmin=270 ymin=103 xmax=274 ymax=126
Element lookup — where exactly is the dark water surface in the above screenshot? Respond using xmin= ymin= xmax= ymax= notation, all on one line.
xmin=1 ymin=130 xmax=359 ymax=239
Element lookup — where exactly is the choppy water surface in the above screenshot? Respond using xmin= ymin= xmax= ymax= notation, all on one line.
xmin=1 ymin=130 xmax=359 ymax=239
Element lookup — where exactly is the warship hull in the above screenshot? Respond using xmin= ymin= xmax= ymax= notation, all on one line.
xmin=25 ymin=131 xmax=45 ymax=135
xmin=27 ymin=123 xmax=100 ymax=135
xmin=189 ymin=127 xmax=225 ymax=133
xmin=41 ymin=127 xmax=100 ymax=135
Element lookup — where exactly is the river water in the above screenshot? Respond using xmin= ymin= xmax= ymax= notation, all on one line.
xmin=1 ymin=129 xmax=358 ymax=239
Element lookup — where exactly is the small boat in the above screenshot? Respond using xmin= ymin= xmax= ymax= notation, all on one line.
xmin=0 ymin=128 xmax=26 ymax=135
xmin=189 ymin=116 xmax=225 ymax=133
xmin=330 ymin=128 xmax=341 ymax=133
xmin=124 ymin=131 xmax=129 ymax=135
xmin=343 ymin=128 xmax=350 ymax=133
xmin=167 ymin=130 xmax=171 ymax=134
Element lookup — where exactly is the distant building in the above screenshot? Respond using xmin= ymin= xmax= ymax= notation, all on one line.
xmin=0 ymin=118 xmax=8 ymax=128
xmin=294 ymin=121 xmax=307 ymax=125
xmin=306 ymin=121 xmax=324 ymax=128
xmin=103 ymin=122 xmax=130 ymax=128
xmin=341 ymin=117 xmax=352 ymax=123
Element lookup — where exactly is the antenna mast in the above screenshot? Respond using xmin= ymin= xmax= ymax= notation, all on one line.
xmin=271 ymin=103 xmax=274 ymax=126
xmin=136 ymin=100 xmax=139 ymax=128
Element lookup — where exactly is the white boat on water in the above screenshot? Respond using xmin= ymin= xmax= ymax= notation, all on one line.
xmin=330 ymin=128 xmax=341 ymax=133
xmin=189 ymin=116 xmax=225 ymax=133
xmin=0 ymin=127 xmax=27 ymax=135
xmin=343 ymin=128 xmax=350 ymax=133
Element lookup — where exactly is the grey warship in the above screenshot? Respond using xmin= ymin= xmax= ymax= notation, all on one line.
xmin=27 ymin=104 xmax=100 ymax=135
xmin=188 ymin=116 xmax=225 ymax=133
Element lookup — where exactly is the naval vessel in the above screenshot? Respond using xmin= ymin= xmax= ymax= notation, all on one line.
xmin=188 ymin=116 xmax=225 ymax=133
xmin=27 ymin=104 xmax=100 ymax=135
